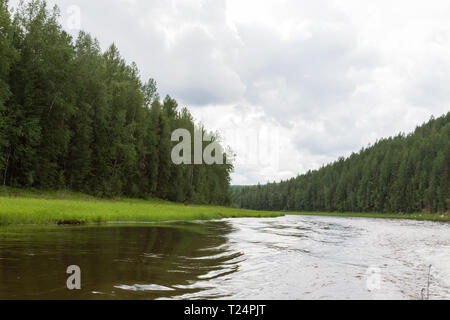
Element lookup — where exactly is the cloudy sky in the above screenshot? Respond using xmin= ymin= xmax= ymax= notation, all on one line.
xmin=10 ymin=0 xmax=450 ymax=185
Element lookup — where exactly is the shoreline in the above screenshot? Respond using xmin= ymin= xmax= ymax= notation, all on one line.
xmin=0 ymin=188 xmax=448 ymax=226
xmin=0 ymin=188 xmax=282 ymax=226
xmin=286 ymin=211 xmax=449 ymax=222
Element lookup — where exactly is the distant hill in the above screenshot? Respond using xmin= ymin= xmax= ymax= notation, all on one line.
xmin=232 ymin=113 xmax=450 ymax=214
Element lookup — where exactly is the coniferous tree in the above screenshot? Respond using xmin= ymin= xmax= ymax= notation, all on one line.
xmin=0 ymin=0 xmax=233 ymax=206
xmin=0 ymin=0 xmax=17 ymax=185
xmin=233 ymin=113 xmax=450 ymax=214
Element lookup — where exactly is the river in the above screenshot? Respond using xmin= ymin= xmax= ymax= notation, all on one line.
xmin=0 ymin=215 xmax=448 ymax=300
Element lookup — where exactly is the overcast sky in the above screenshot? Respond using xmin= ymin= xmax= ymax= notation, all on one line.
xmin=10 ymin=0 xmax=450 ymax=185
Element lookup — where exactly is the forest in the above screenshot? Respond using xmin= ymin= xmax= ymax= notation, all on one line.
xmin=1 ymin=0 xmax=448 ymax=214
xmin=233 ymin=113 xmax=450 ymax=214
xmin=0 ymin=0 xmax=232 ymax=205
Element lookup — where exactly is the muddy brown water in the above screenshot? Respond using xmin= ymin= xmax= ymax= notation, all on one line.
xmin=0 ymin=215 xmax=448 ymax=299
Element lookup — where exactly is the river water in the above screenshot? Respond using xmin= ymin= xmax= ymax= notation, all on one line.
xmin=0 ymin=215 xmax=448 ymax=300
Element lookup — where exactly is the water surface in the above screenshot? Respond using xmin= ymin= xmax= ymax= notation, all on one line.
xmin=0 ymin=216 xmax=448 ymax=299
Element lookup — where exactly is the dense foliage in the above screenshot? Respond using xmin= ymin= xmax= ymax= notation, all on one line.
xmin=0 ymin=0 xmax=232 ymax=205
xmin=233 ymin=113 xmax=450 ymax=214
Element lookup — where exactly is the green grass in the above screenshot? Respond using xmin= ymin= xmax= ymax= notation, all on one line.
xmin=0 ymin=187 xmax=448 ymax=225
xmin=0 ymin=187 xmax=282 ymax=226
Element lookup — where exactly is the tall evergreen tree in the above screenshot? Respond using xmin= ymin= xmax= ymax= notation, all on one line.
xmin=233 ymin=113 xmax=450 ymax=214
xmin=0 ymin=0 xmax=233 ymax=206
xmin=0 ymin=0 xmax=17 ymax=185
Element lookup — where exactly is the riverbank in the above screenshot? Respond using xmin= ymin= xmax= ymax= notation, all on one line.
xmin=0 ymin=188 xmax=282 ymax=226
xmin=0 ymin=187 xmax=448 ymax=225
xmin=287 ymin=211 xmax=450 ymax=222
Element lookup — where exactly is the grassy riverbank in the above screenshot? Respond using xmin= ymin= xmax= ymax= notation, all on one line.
xmin=0 ymin=187 xmax=282 ymax=226
xmin=0 ymin=187 xmax=448 ymax=226
xmin=287 ymin=211 xmax=450 ymax=222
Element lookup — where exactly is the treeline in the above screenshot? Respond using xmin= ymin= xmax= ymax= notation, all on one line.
xmin=0 ymin=0 xmax=232 ymax=205
xmin=233 ymin=113 xmax=450 ymax=214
